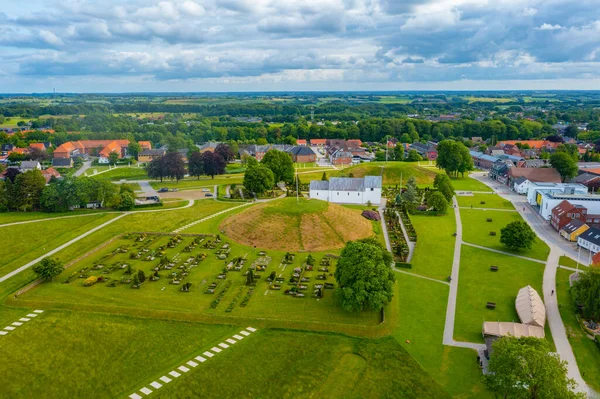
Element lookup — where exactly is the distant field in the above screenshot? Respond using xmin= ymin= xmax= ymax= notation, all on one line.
xmin=0 ymin=117 xmax=30 ymax=128
xmin=377 ymin=96 xmax=412 ymax=104
xmin=466 ymin=97 xmax=515 ymax=103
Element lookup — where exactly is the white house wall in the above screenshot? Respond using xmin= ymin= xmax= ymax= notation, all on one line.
xmin=309 ymin=188 xmax=381 ymax=205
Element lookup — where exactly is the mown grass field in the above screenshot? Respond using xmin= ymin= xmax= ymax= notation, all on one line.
xmin=0 ymin=214 xmax=118 ymax=277
xmin=409 ymin=211 xmax=456 ymax=280
xmin=457 ymin=193 xmax=515 ymax=209
xmin=450 ymin=176 xmax=494 ymax=192
xmin=152 ymin=330 xmax=449 ymax=399
xmin=556 ymin=269 xmax=600 ymax=391
xmin=0 ymin=310 xmax=237 ymax=398
xmin=96 ymin=166 xmax=149 ymax=180
xmin=454 ymin=245 xmax=548 ymax=343
xmin=394 ymin=274 xmax=491 ymax=398
xmin=460 ymin=209 xmax=550 ymax=261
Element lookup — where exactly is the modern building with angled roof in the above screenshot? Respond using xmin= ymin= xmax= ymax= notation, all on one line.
xmin=515 ymin=285 xmax=546 ymax=328
xmin=309 ymin=176 xmax=382 ymax=205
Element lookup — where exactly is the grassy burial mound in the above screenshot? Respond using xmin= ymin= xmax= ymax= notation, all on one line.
xmin=220 ymin=198 xmax=374 ymax=251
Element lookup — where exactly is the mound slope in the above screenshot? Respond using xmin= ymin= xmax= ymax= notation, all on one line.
xmin=220 ymin=198 xmax=374 ymax=251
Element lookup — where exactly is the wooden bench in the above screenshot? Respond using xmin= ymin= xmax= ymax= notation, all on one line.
xmin=490 ymin=266 xmax=499 ymax=271
xmin=486 ymin=302 xmax=496 ymax=309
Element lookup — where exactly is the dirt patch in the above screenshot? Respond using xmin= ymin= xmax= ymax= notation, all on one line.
xmin=220 ymin=200 xmax=374 ymax=251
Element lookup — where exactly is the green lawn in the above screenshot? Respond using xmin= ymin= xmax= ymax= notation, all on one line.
xmin=559 ymin=256 xmax=581 ymax=268
xmin=410 ymin=211 xmax=456 ymax=280
xmin=153 ymin=329 xmax=449 ymax=399
xmin=556 ymin=269 xmax=600 ymax=392
xmin=0 ymin=310 xmax=237 ymax=398
xmin=454 ymin=245 xmax=548 ymax=343
xmin=0 ymin=209 xmax=114 ymax=224
xmin=0 ymin=214 xmax=118 ymax=277
xmin=344 ymin=162 xmax=438 ymax=186
xmin=457 ymin=194 xmax=515 ymax=210
xmin=460 ymin=209 xmax=550 ymax=261
xmin=96 ymin=167 xmax=149 ymax=180
xmin=149 ymin=175 xmax=244 ymax=190
xmin=394 ymin=274 xmax=491 ymax=398
xmin=451 ymin=176 xmax=493 ymax=192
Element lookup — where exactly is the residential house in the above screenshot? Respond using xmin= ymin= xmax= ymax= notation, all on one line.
xmin=52 ymin=157 xmax=74 ymax=168
xmin=53 ymin=140 xmax=130 ymax=161
xmin=198 ymin=142 xmax=219 ymax=153
xmin=577 ymin=227 xmax=600 ymax=254
xmin=41 ymin=167 xmax=61 ymax=183
xmin=287 ymin=146 xmax=316 ymax=163
xmin=490 ymin=162 xmax=510 ymax=183
xmin=309 ymin=176 xmax=382 ymax=205
xmin=550 ymin=200 xmax=587 ymax=231
xmin=508 ymin=167 xmax=561 ymax=194
xmin=310 ymin=139 xmax=327 ymax=146
xmin=296 ymin=139 xmax=307 ymax=146
xmin=19 ymin=161 xmax=41 ymax=172
xmin=410 ymin=142 xmax=438 ymax=161
xmin=139 ymin=141 xmax=152 ymax=151
xmin=138 ymin=148 xmax=166 ymax=163
xmin=29 ymin=142 xmax=46 ymax=151
xmin=570 ymin=173 xmax=600 ymax=190
xmin=470 ymin=151 xmax=500 ymax=170
xmin=560 ymin=220 xmax=589 ymax=242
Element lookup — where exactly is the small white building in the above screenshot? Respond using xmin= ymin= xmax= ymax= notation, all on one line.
xmin=577 ymin=226 xmax=600 ymax=254
xmin=309 ymin=176 xmax=382 ymax=205
xmin=98 ymin=157 xmax=110 ymax=164
xmin=513 ymin=176 xmax=530 ymax=195
xmin=19 ymin=160 xmax=41 ymax=172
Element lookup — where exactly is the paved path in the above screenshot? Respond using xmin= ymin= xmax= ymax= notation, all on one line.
xmin=0 ymin=214 xmax=127 ymax=284
xmin=395 ymin=211 xmax=415 ymax=262
xmin=393 ymin=269 xmax=450 ymax=286
xmin=459 ymin=207 xmax=517 ymax=212
xmin=0 ymin=200 xmax=195 ymax=282
xmin=461 ymin=242 xmax=546 ymax=264
xmin=544 ymin=248 xmax=588 ymax=395
xmin=443 ymin=197 xmax=463 ymax=347
xmin=378 ymin=199 xmax=392 ymax=253
xmin=172 ymin=202 xmax=251 ymax=233
xmin=74 ymin=161 xmax=92 ymax=177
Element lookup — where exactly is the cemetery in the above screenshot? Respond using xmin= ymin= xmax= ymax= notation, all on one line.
xmin=17 ymin=229 xmax=382 ymax=327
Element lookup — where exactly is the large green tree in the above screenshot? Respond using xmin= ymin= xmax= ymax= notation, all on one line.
xmin=571 ymin=267 xmax=600 ymax=321
xmin=33 ymin=258 xmax=64 ymax=281
xmin=243 ymin=165 xmax=275 ymax=194
xmin=188 ymin=151 xmax=204 ymax=179
xmin=334 ymin=238 xmax=395 ymax=312
xmin=261 ymin=149 xmax=294 ymax=184
xmin=500 ymin=221 xmax=536 ymax=252
xmin=550 ymin=152 xmax=578 ymax=182
xmin=402 ymin=176 xmax=419 ymax=203
xmin=436 ymin=140 xmax=474 ymax=177
xmin=485 ymin=337 xmax=585 ymax=399
xmin=433 ymin=173 xmax=455 ymax=202
xmin=427 ymin=191 xmax=448 ymax=214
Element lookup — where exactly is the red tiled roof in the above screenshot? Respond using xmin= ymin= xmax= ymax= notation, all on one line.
xmin=310 ymin=139 xmax=327 ymax=145
xmin=29 ymin=143 xmax=46 ymax=151
xmin=499 ymin=140 xmax=560 ymax=150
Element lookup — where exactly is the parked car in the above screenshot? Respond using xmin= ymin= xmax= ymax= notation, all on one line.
xmin=205 ymin=193 xmax=213 ymax=197
xmin=158 ymin=188 xmax=168 ymax=193
xmin=202 ymin=188 xmax=210 ymax=192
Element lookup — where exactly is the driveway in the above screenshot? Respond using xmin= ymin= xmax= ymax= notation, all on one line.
xmin=74 ymin=160 xmax=92 ymax=177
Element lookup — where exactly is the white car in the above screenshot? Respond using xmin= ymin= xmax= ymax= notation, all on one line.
xmin=202 ymin=188 xmax=210 ymax=192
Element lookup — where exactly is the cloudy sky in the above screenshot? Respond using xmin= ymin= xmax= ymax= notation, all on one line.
xmin=1 ymin=0 xmax=600 ymax=92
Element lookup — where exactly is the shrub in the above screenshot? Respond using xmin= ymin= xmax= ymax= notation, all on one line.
xmin=395 ymin=262 xmax=412 ymax=269
xmin=362 ymin=210 xmax=381 ymax=221
xmin=83 ymin=276 xmax=98 ymax=287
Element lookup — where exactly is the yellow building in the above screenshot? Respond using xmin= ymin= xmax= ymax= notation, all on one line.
xmin=138 ymin=149 xmax=166 ymax=163
xmin=559 ymin=220 xmax=589 ymax=242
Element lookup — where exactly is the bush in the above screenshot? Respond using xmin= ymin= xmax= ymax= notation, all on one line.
xmin=595 ymin=335 xmax=600 ymax=351
xmin=395 ymin=262 xmax=412 ymax=269
xmin=362 ymin=210 xmax=381 ymax=221
xmin=83 ymin=276 xmax=98 ymax=287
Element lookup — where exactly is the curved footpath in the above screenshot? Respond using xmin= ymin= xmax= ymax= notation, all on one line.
xmin=0 ymin=200 xmax=195 ymax=283
xmin=470 ymin=173 xmax=593 ymax=396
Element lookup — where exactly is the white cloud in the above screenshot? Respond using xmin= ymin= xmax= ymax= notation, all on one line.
xmin=536 ymin=23 xmax=562 ymax=30
xmin=39 ymin=30 xmax=64 ymax=46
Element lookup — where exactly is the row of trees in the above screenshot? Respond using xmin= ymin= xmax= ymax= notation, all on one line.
xmin=146 ymin=144 xmax=235 ymax=182
xmin=0 ymin=169 xmax=136 ymax=213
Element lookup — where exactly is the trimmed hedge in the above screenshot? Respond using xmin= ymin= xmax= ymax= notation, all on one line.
xmin=134 ymin=202 xmax=164 ymax=209
xmin=395 ymin=262 xmax=412 ymax=269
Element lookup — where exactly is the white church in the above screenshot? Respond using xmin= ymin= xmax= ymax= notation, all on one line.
xmin=309 ymin=176 xmax=382 ymax=205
